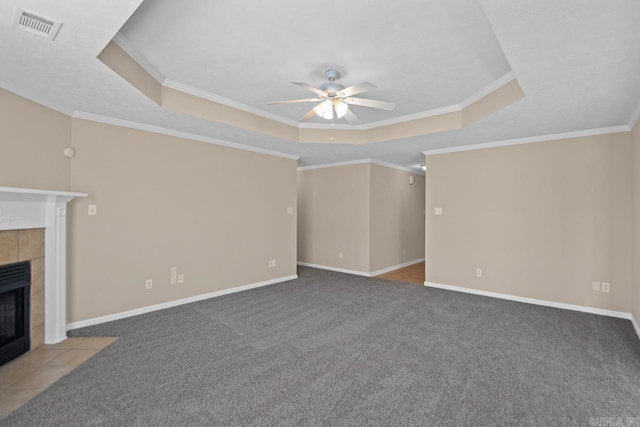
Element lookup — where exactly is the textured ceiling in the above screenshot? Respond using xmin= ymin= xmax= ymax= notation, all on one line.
xmin=0 ymin=0 xmax=639 ymax=172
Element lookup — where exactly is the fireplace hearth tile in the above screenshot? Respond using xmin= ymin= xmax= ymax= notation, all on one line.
xmin=44 ymin=348 xmax=100 ymax=367
xmin=3 ymin=347 xmax=67 ymax=369
xmin=0 ymin=365 xmax=39 ymax=387
xmin=0 ymin=336 xmax=115 ymax=420
xmin=9 ymin=366 xmax=73 ymax=390
xmin=53 ymin=337 xmax=117 ymax=349
xmin=0 ymin=387 xmax=43 ymax=417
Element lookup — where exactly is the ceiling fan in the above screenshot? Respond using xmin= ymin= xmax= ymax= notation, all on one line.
xmin=267 ymin=69 xmax=395 ymax=125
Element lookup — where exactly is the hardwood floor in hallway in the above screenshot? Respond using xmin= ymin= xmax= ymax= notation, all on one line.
xmin=375 ymin=261 xmax=425 ymax=285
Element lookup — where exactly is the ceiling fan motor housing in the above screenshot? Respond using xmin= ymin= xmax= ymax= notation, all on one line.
xmin=319 ymin=82 xmax=345 ymax=93
xmin=325 ymin=69 xmax=340 ymax=81
xmin=320 ymin=69 xmax=344 ymax=93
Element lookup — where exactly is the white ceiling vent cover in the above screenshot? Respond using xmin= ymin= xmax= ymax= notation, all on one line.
xmin=13 ymin=8 xmax=62 ymax=41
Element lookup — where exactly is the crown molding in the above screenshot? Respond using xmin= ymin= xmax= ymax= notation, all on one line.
xmin=422 ymin=125 xmax=630 ymax=156
xmin=165 ymin=78 xmax=464 ymax=132
xmin=0 ymin=76 xmax=74 ymax=116
xmin=72 ymin=112 xmax=300 ymax=160
xmin=298 ymin=104 xmax=464 ymax=131
xmin=629 ymin=98 xmax=640 ymax=130
xmin=297 ymin=159 xmax=371 ymax=170
xmin=109 ymin=29 xmax=516 ymax=132
xmin=163 ymin=71 xmax=513 ymax=131
xmin=298 ymin=158 xmax=425 ymax=175
xmin=370 ymin=159 xmax=425 ymax=175
xmin=459 ymin=71 xmax=516 ymax=109
xmin=113 ymin=32 xmax=166 ymax=84
xmin=163 ymin=79 xmax=300 ymax=128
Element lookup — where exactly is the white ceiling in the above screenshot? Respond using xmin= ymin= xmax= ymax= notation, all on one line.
xmin=1 ymin=0 xmax=639 ymax=172
xmin=120 ymin=0 xmax=512 ymax=124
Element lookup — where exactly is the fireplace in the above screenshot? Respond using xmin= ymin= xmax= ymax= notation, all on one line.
xmin=0 ymin=186 xmax=86 ymax=345
xmin=0 ymin=261 xmax=30 ymax=366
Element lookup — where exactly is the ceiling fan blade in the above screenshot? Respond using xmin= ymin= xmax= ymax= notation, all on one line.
xmin=300 ymin=108 xmax=317 ymax=122
xmin=343 ymin=97 xmax=396 ymax=111
xmin=339 ymin=82 xmax=376 ymax=97
xmin=291 ymin=81 xmax=326 ymax=96
xmin=267 ymin=98 xmax=320 ymax=105
xmin=343 ymin=109 xmax=361 ymax=125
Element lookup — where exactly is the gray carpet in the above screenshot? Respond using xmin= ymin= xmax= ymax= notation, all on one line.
xmin=2 ymin=266 xmax=640 ymax=426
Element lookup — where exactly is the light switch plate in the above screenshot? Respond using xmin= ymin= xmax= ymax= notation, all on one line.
xmin=435 ymin=207 xmax=443 ymax=215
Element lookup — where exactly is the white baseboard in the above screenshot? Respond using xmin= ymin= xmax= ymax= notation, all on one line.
xmin=66 ymin=275 xmax=298 ymax=331
xmin=369 ymin=258 xmax=425 ymax=277
xmin=297 ymin=262 xmax=370 ymax=277
xmin=632 ymin=315 xmax=640 ymax=342
xmin=424 ymin=281 xmax=633 ymax=320
xmin=298 ymin=258 xmax=424 ymax=278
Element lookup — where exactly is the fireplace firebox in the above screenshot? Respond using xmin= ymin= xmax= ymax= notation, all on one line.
xmin=0 ymin=261 xmax=30 ymax=367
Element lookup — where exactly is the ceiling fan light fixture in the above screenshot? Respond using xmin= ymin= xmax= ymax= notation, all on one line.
xmin=334 ymin=101 xmax=348 ymax=119
xmin=314 ymin=99 xmax=334 ymax=120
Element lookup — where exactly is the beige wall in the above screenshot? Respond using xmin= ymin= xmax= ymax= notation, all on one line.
xmin=297 ymin=164 xmax=371 ymax=272
xmin=370 ymin=164 xmax=425 ymax=272
xmin=0 ymin=88 xmax=71 ymax=190
xmin=68 ymin=119 xmax=297 ymax=322
xmin=298 ymin=162 xmax=425 ymax=274
xmin=426 ymin=133 xmax=633 ymax=312
xmin=632 ymin=121 xmax=640 ymax=321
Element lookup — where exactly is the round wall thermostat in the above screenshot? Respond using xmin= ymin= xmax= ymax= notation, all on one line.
xmin=63 ymin=147 xmax=76 ymax=158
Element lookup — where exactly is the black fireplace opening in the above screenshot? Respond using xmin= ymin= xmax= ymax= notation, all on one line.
xmin=0 ymin=261 xmax=30 ymax=367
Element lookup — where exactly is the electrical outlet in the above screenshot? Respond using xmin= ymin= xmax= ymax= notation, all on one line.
xmin=171 ymin=276 xmax=177 ymax=285
xmin=177 ymin=274 xmax=184 ymax=284
xmin=145 ymin=279 xmax=152 ymax=290
xmin=476 ymin=268 xmax=482 ymax=277
xmin=338 ymin=252 xmax=343 ymax=259
xmin=88 ymin=204 xmax=97 ymax=216
xmin=272 ymin=259 xmax=276 ymax=267
xmin=592 ymin=281 xmax=601 ymax=291
xmin=601 ymin=282 xmax=610 ymax=293
xmin=287 ymin=207 xmax=293 ymax=214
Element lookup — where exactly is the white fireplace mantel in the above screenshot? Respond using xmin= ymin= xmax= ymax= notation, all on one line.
xmin=0 ymin=186 xmax=87 ymax=344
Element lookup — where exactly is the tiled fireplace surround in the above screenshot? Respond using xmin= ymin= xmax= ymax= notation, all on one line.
xmin=0 ymin=229 xmax=46 ymax=349
xmin=0 ymin=187 xmax=86 ymax=349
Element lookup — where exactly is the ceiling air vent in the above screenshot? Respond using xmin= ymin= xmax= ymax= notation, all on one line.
xmin=13 ymin=8 xmax=62 ymax=41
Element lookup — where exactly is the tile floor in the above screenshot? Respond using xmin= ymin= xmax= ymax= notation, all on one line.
xmin=0 ymin=337 xmax=117 ymax=419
